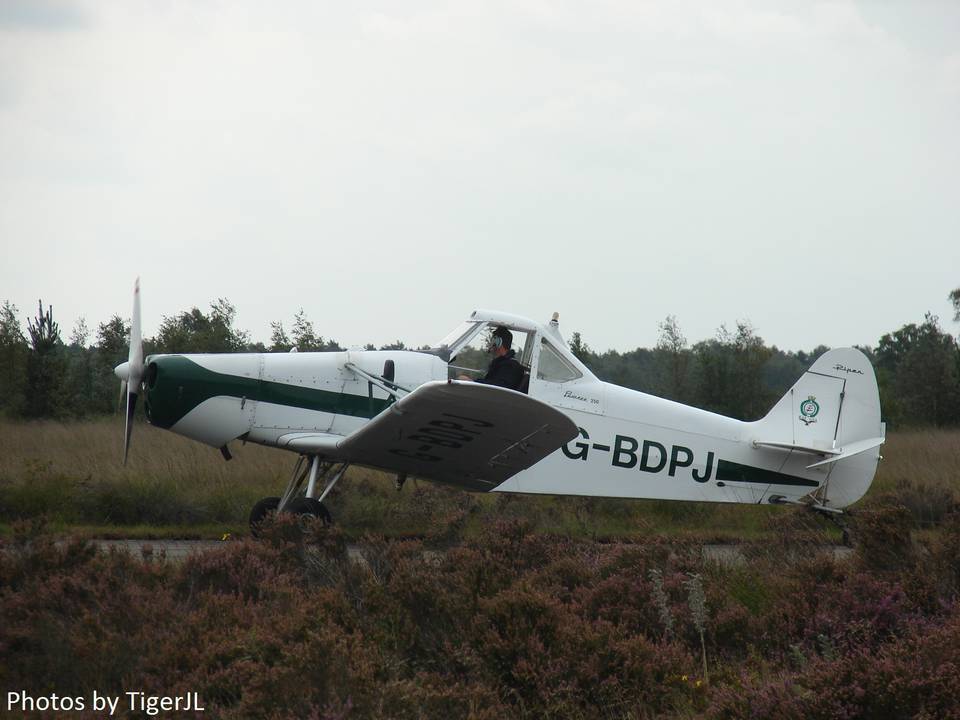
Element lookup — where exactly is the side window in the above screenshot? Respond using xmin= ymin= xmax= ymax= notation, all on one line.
xmin=516 ymin=331 xmax=536 ymax=368
xmin=537 ymin=339 xmax=582 ymax=383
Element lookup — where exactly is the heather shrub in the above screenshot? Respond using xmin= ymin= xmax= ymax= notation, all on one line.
xmin=760 ymin=505 xmax=837 ymax=550
xmin=175 ymin=541 xmax=298 ymax=601
xmin=1 ymin=537 xmax=169 ymax=695
xmin=888 ymin=476 xmax=959 ymax=528
xmin=581 ymin=571 xmax=659 ymax=634
xmin=532 ymin=554 xmax=595 ymax=601
xmin=722 ymin=566 xmax=772 ymax=615
xmin=362 ymin=540 xmax=462 ymax=665
xmin=929 ymin=511 xmax=960 ymax=600
xmin=708 ymin=607 xmax=960 ymax=719
xmin=852 ymin=499 xmax=916 ymax=573
xmin=5 ymin=502 xmax=960 ymax=720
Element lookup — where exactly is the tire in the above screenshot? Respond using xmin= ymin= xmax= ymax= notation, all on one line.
xmin=287 ymin=497 xmax=333 ymax=529
xmin=249 ymin=496 xmax=280 ymax=538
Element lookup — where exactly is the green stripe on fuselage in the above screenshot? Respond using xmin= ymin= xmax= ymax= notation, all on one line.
xmin=716 ymin=459 xmax=819 ymax=488
xmin=144 ymin=355 xmax=392 ymax=429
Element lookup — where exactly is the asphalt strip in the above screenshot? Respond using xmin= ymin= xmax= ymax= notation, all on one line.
xmin=81 ymin=539 xmax=853 ymax=565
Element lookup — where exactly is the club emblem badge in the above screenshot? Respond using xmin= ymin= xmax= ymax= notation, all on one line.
xmin=799 ymin=396 xmax=820 ymax=425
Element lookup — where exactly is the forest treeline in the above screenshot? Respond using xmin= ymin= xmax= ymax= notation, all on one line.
xmin=1 ymin=290 xmax=959 ymax=429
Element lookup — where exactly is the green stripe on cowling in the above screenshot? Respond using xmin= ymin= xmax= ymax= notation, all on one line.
xmin=144 ymin=355 xmax=392 ymax=429
xmin=716 ymin=459 xmax=819 ymax=488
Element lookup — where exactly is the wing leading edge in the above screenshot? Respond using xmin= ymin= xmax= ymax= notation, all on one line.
xmin=280 ymin=381 xmax=579 ymax=491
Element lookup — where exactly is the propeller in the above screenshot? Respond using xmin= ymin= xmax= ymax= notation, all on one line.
xmin=114 ymin=277 xmax=144 ymax=464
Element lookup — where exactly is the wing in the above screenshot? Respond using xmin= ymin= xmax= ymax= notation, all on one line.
xmin=317 ymin=380 xmax=578 ymax=491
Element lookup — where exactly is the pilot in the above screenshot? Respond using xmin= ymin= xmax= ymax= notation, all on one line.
xmin=475 ymin=326 xmax=524 ymax=390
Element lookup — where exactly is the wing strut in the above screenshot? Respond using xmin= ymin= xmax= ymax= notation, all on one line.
xmin=344 ymin=362 xmax=412 ymax=399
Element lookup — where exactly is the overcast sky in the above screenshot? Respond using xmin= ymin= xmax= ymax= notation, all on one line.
xmin=1 ymin=0 xmax=958 ymax=353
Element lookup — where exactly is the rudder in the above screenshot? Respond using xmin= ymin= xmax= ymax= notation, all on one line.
xmin=756 ymin=348 xmax=884 ymax=508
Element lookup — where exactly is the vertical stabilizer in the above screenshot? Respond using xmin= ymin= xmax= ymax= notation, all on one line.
xmin=756 ymin=348 xmax=883 ymax=508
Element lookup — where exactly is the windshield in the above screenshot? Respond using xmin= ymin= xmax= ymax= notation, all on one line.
xmin=431 ymin=320 xmax=483 ymax=360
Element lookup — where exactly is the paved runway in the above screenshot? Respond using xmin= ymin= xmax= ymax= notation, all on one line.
xmin=87 ymin=538 xmax=852 ymax=565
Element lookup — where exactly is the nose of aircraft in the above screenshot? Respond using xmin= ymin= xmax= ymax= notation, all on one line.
xmin=115 ymin=361 xmax=130 ymax=382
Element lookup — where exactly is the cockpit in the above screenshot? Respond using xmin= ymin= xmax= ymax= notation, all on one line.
xmin=430 ymin=310 xmax=591 ymax=396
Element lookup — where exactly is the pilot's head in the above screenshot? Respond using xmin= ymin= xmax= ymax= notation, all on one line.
xmin=489 ymin=327 xmax=512 ymax=356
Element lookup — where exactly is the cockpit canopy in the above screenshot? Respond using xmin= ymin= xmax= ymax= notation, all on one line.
xmin=431 ymin=310 xmax=593 ymax=387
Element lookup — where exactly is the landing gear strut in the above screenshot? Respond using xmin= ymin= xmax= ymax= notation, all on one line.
xmin=249 ymin=455 xmax=348 ymax=537
xmin=812 ymin=505 xmax=852 ymax=547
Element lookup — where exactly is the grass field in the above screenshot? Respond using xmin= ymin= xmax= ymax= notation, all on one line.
xmin=0 ymin=418 xmax=957 ymax=541
xmin=3 ymin=420 xmax=960 ymax=718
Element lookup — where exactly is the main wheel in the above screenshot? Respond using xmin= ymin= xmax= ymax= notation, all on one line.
xmin=249 ymin=496 xmax=280 ymax=538
xmin=287 ymin=497 xmax=333 ymax=530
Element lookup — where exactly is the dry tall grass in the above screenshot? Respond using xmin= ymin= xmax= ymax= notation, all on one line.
xmin=0 ymin=417 xmax=287 ymax=488
xmin=0 ymin=418 xmax=477 ymax=534
xmin=1 ymin=419 xmax=957 ymax=537
xmin=867 ymin=428 xmax=960 ymax=526
xmin=872 ymin=428 xmax=960 ymax=492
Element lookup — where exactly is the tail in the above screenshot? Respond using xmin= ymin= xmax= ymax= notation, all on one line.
xmin=752 ymin=348 xmax=884 ymax=509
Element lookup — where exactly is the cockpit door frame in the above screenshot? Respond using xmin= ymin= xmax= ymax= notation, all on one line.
xmin=528 ymin=333 xmax=605 ymax=416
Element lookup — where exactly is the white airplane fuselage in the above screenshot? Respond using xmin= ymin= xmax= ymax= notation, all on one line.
xmin=141 ymin=314 xmax=883 ymax=511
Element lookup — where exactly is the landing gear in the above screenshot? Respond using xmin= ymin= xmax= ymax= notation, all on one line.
xmin=248 ymin=454 xmax=348 ymax=537
xmin=813 ymin=505 xmax=852 ymax=547
xmin=805 ymin=484 xmax=853 ymax=546
xmin=287 ymin=497 xmax=332 ymax=529
xmin=249 ymin=496 xmax=280 ymax=538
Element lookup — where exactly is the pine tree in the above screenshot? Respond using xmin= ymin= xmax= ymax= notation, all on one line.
xmin=0 ymin=301 xmax=28 ymax=417
xmin=25 ymin=300 xmax=64 ymax=418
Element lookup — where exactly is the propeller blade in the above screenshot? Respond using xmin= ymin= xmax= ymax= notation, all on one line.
xmin=118 ymin=380 xmax=127 ymax=414
xmin=124 ymin=389 xmax=138 ymax=465
xmin=129 ymin=277 xmax=143 ymax=387
xmin=120 ymin=277 xmax=144 ymax=465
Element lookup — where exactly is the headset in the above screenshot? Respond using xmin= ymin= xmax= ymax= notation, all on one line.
xmin=489 ymin=327 xmax=510 ymax=351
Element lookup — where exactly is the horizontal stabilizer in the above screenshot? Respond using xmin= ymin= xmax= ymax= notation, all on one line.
xmin=806 ymin=435 xmax=885 ymax=469
xmin=752 ymin=440 xmax=841 ymax=457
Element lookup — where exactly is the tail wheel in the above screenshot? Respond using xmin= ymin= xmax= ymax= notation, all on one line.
xmin=249 ymin=496 xmax=280 ymax=538
xmin=287 ymin=497 xmax=333 ymax=530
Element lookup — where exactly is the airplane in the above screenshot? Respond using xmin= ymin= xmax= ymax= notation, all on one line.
xmin=114 ymin=279 xmax=885 ymax=534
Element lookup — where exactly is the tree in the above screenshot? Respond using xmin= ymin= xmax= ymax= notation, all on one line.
xmin=63 ymin=316 xmax=95 ymax=416
xmin=83 ymin=315 xmax=131 ymax=415
xmin=585 ymin=347 xmax=659 ymax=394
xmin=569 ymin=332 xmax=593 ymax=366
xmin=950 ymin=287 xmax=960 ymax=324
xmin=153 ymin=299 xmax=249 ymax=353
xmin=655 ymin=315 xmax=690 ymax=402
xmin=0 ymin=301 xmax=28 ymax=417
xmin=210 ymin=298 xmax=250 ymax=350
xmin=69 ymin=317 xmax=89 ymax=348
xmin=876 ymin=313 xmax=960 ymax=427
xmin=762 ymin=348 xmax=810 ymax=401
xmin=290 ymin=309 xmax=319 ymax=351
xmin=693 ymin=321 xmax=773 ymax=420
xmin=25 ymin=300 xmax=64 ymax=417
xmin=289 ymin=309 xmax=341 ymax=351
xmin=97 ymin=315 xmax=130 ymax=360
xmin=269 ymin=321 xmax=292 ymax=352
